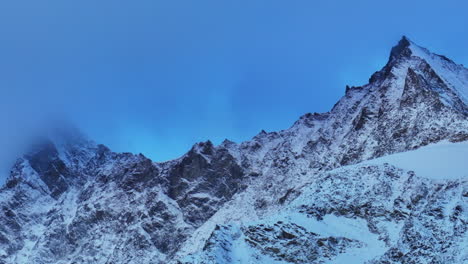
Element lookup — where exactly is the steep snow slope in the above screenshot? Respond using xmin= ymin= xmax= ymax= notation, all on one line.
xmin=0 ymin=37 xmax=467 ymax=264
xmin=187 ymin=161 xmax=467 ymax=263
xmin=408 ymin=42 xmax=468 ymax=105
xmin=174 ymin=37 xmax=468 ymax=262
xmin=187 ymin=143 xmax=468 ymax=263
xmin=366 ymin=140 xmax=468 ymax=179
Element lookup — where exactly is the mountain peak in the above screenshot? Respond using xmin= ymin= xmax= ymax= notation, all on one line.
xmin=388 ymin=35 xmax=413 ymax=62
xmin=1 ymin=37 xmax=467 ymax=264
xmin=387 ymin=36 xmax=436 ymax=64
xmin=366 ymin=37 xmax=468 ymax=108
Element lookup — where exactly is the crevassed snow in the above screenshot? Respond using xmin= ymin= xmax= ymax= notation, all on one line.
xmin=365 ymin=141 xmax=468 ymax=179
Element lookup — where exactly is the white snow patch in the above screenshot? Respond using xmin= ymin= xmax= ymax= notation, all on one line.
xmin=409 ymin=42 xmax=468 ymax=105
xmin=184 ymin=224 xmax=287 ymax=264
xmin=251 ymin=212 xmax=388 ymax=264
xmin=365 ymin=141 xmax=468 ymax=179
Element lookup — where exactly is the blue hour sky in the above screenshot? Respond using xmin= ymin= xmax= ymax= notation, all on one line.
xmin=0 ymin=0 xmax=467 ymax=169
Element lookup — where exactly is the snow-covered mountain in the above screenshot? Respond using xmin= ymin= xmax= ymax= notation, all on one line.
xmin=0 ymin=37 xmax=466 ymax=264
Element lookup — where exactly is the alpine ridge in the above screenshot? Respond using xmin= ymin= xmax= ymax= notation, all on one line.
xmin=0 ymin=37 xmax=466 ymax=264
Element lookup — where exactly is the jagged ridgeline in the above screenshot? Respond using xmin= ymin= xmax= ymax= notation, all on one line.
xmin=0 ymin=37 xmax=467 ymax=264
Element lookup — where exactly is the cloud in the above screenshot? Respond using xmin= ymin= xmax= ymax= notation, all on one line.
xmin=0 ymin=0 xmax=467 ymax=184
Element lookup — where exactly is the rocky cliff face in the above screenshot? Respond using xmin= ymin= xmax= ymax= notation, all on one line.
xmin=0 ymin=37 xmax=467 ymax=264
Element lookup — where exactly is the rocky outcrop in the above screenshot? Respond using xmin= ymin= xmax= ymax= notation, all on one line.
xmin=0 ymin=37 xmax=467 ymax=263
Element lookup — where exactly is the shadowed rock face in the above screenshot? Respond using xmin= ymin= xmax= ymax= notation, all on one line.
xmin=25 ymin=141 xmax=71 ymax=198
xmin=0 ymin=138 xmax=247 ymax=262
xmin=0 ymin=37 xmax=467 ymax=264
xmin=242 ymin=222 xmax=363 ymax=263
xmin=166 ymin=141 xmax=246 ymax=226
xmin=201 ymin=222 xmax=364 ymax=264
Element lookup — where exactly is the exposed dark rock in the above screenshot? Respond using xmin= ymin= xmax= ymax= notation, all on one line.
xmin=0 ymin=37 xmax=467 ymax=264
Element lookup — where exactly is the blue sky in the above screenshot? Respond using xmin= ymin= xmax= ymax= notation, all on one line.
xmin=0 ymin=0 xmax=467 ymax=167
